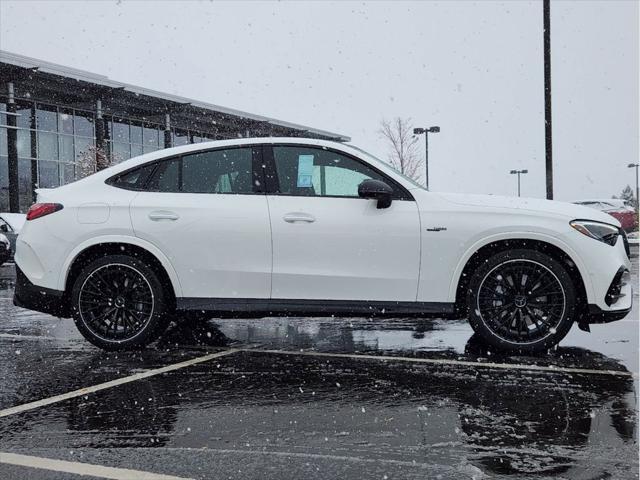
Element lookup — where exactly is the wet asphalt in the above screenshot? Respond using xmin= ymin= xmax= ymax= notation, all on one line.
xmin=0 ymin=252 xmax=637 ymax=480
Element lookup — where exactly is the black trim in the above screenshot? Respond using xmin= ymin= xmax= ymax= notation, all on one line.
xmin=620 ymin=229 xmax=631 ymax=259
xmin=13 ymin=265 xmax=70 ymax=318
xmin=0 ymin=250 xmax=9 ymax=265
xmin=262 ymin=143 xmax=279 ymax=194
xmin=604 ymin=267 xmax=628 ymax=307
xmin=264 ymin=144 xmax=415 ymax=201
xmin=106 ymin=143 xmax=266 ymax=195
xmin=585 ymin=303 xmax=632 ymax=324
xmin=252 ymin=145 xmax=266 ymax=194
xmin=176 ymin=297 xmax=454 ymax=318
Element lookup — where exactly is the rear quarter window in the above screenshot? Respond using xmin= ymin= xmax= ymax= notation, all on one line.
xmin=107 ymin=163 xmax=157 ymax=190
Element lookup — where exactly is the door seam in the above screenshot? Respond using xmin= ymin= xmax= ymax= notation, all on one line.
xmin=265 ymin=195 xmax=275 ymax=299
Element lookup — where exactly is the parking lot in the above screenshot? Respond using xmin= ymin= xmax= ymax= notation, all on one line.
xmin=0 ymin=253 xmax=637 ymax=480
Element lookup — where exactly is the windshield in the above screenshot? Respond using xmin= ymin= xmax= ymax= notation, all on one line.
xmin=346 ymin=144 xmax=426 ymax=190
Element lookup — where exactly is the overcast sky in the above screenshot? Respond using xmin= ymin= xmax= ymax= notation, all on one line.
xmin=1 ymin=0 xmax=637 ymax=200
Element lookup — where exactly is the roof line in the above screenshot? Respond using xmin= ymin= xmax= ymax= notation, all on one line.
xmin=0 ymin=50 xmax=350 ymax=141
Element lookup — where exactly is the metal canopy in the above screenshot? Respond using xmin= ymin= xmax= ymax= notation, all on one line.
xmin=0 ymin=50 xmax=350 ymax=142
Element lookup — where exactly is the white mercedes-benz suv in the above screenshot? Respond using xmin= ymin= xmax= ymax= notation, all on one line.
xmin=13 ymin=138 xmax=632 ymax=352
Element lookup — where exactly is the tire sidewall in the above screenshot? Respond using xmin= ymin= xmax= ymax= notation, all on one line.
xmin=467 ymin=249 xmax=576 ymax=353
xmin=71 ymin=254 xmax=169 ymax=350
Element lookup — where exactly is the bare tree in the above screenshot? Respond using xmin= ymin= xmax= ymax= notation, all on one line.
xmin=378 ymin=117 xmax=423 ymax=183
xmin=76 ymin=145 xmax=115 ymax=180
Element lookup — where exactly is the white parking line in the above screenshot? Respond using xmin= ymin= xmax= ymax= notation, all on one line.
xmin=239 ymin=348 xmax=635 ymax=377
xmin=0 ymin=452 xmax=194 ymax=480
xmin=0 ymin=333 xmax=55 ymax=341
xmin=0 ymin=349 xmax=238 ymax=418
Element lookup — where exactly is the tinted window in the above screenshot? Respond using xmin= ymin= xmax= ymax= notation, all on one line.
xmin=147 ymin=148 xmax=254 ymax=194
xmin=109 ymin=163 xmax=157 ymax=190
xmin=272 ymin=146 xmax=391 ymax=197
xmin=149 ymin=159 xmax=181 ymax=192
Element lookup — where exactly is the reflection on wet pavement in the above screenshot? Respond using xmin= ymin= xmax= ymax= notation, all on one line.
xmin=0 ymin=347 xmax=636 ymax=479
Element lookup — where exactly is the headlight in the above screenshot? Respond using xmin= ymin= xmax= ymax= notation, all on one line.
xmin=570 ymin=220 xmax=620 ymax=246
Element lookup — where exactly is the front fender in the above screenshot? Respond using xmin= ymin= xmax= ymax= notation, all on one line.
xmin=447 ymin=231 xmax=594 ymax=303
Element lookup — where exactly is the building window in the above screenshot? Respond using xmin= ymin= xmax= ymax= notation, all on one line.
xmin=106 ymin=116 xmax=162 ymax=162
xmin=0 ymin=101 xmax=6 ymax=126
xmin=172 ymin=128 xmax=189 ymax=146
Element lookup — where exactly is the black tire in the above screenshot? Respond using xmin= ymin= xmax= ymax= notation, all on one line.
xmin=466 ymin=249 xmax=576 ymax=353
xmin=71 ymin=254 xmax=171 ymax=350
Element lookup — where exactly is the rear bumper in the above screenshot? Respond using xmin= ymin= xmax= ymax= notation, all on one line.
xmin=13 ymin=265 xmax=70 ymax=318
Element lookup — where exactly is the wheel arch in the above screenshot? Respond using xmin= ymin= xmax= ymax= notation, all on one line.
xmin=61 ymin=236 xmax=182 ymax=304
xmin=451 ymin=234 xmax=591 ymax=317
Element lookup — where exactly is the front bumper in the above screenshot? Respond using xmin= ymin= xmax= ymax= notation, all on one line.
xmin=585 ymin=302 xmax=633 ymax=324
xmin=13 ymin=265 xmax=70 ymax=318
xmin=581 ymin=266 xmax=633 ymax=326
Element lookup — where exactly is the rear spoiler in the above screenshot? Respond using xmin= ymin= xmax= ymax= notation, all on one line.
xmin=34 ymin=188 xmax=53 ymax=203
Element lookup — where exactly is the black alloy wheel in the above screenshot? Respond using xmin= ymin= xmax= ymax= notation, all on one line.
xmin=79 ymin=263 xmax=154 ymax=341
xmin=467 ymin=249 xmax=576 ymax=353
xmin=72 ymin=255 xmax=170 ymax=350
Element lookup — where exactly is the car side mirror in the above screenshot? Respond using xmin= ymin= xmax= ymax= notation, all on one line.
xmin=358 ymin=179 xmax=393 ymax=209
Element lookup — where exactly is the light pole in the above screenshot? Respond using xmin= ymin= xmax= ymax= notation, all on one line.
xmin=413 ymin=126 xmax=440 ymax=190
xmin=510 ymin=169 xmax=528 ymax=197
xmin=543 ymin=0 xmax=553 ymax=200
xmin=628 ymin=163 xmax=639 ymax=225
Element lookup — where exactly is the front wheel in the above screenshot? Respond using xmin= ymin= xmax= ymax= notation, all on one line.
xmin=71 ymin=255 xmax=170 ymax=350
xmin=466 ymin=249 xmax=577 ymax=353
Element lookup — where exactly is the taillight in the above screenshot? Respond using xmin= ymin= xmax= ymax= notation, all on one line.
xmin=26 ymin=203 xmax=64 ymax=221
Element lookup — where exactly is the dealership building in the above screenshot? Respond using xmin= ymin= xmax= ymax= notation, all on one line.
xmin=0 ymin=50 xmax=349 ymax=212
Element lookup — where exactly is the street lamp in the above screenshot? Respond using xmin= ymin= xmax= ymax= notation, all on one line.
xmin=509 ymin=169 xmax=528 ymax=197
xmin=628 ymin=163 xmax=639 ymax=224
xmin=413 ymin=126 xmax=440 ymax=190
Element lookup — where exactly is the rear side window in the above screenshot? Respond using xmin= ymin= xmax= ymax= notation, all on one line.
xmin=147 ymin=147 xmax=254 ymax=194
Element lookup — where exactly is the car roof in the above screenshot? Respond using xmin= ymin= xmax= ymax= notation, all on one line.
xmin=99 ymin=137 xmax=359 ymax=174
xmin=0 ymin=213 xmax=26 ymax=231
xmin=61 ymin=137 xmax=416 ymax=193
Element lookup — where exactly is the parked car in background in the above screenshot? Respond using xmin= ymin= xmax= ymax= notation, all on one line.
xmin=0 ymin=213 xmax=27 ymax=260
xmin=13 ymin=138 xmax=633 ymax=353
xmin=0 ymin=234 xmax=10 ymax=266
xmin=573 ymin=200 xmax=637 ymax=233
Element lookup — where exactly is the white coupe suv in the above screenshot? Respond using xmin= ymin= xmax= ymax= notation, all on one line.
xmin=13 ymin=138 xmax=632 ymax=352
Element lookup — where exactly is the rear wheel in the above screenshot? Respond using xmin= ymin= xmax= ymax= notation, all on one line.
xmin=467 ymin=249 xmax=576 ymax=353
xmin=71 ymin=255 xmax=170 ymax=350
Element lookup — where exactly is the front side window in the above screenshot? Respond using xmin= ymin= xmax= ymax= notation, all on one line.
xmin=272 ymin=146 xmax=399 ymax=198
xmin=146 ymin=147 xmax=254 ymax=194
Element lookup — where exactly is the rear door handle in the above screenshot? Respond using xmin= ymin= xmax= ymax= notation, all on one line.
xmin=283 ymin=212 xmax=315 ymax=223
xmin=148 ymin=211 xmax=179 ymax=221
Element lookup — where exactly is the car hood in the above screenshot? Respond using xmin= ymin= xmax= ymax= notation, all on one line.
xmin=433 ymin=192 xmax=621 ymax=227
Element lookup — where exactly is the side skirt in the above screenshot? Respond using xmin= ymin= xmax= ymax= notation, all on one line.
xmin=176 ymin=298 xmax=456 ymax=319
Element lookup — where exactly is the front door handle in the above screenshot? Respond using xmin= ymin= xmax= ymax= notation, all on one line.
xmin=148 ymin=211 xmax=179 ymax=221
xmin=283 ymin=212 xmax=315 ymax=223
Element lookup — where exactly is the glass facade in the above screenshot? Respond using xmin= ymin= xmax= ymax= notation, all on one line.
xmin=0 ymin=97 xmax=218 ymax=212
xmin=0 ymin=97 xmax=98 ymax=211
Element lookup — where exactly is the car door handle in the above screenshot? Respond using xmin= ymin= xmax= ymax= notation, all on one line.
xmin=283 ymin=212 xmax=316 ymax=223
xmin=148 ymin=211 xmax=179 ymax=221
